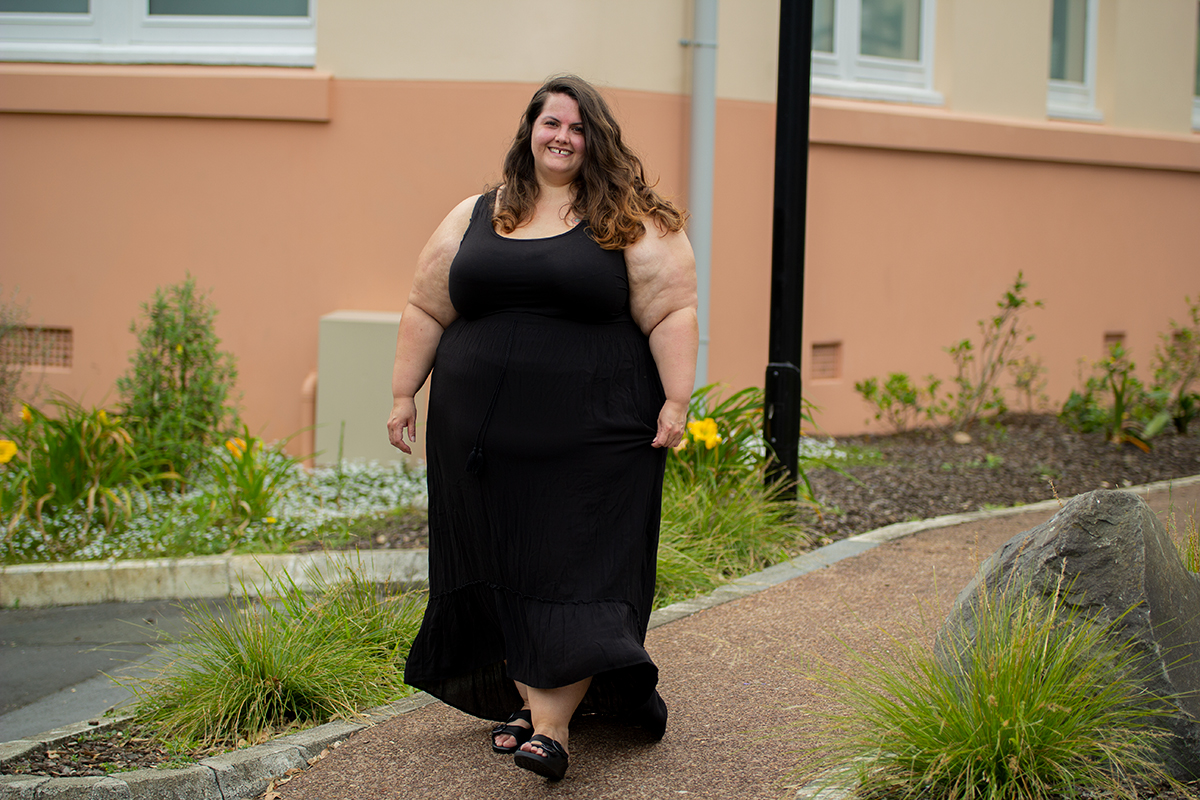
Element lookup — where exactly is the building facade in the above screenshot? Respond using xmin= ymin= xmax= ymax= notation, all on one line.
xmin=1 ymin=0 xmax=1198 ymax=457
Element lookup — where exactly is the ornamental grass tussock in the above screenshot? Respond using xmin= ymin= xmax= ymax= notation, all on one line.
xmin=121 ymin=561 xmax=426 ymax=748
xmin=806 ymin=574 xmax=1176 ymax=800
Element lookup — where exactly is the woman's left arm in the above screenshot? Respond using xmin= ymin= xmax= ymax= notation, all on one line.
xmin=627 ymin=220 xmax=699 ymax=449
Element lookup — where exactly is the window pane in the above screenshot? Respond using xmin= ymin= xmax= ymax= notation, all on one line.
xmin=813 ymin=0 xmax=835 ymax=53
xmin=149 ymin=0 xmax=307 ymax=16
xmin=0 ymin=0 xmax=87 ymax=11
xmin=1195 ymin=5 xmax=1199 ymax=96
xmin=1050 ymin=0 xmax=1087 ymax=82
xmin=860 ymin=0 xmax=921 ymax=61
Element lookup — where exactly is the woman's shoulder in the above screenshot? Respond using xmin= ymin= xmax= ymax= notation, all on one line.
xmin=625 ymin=216 xmax=691 ymax=263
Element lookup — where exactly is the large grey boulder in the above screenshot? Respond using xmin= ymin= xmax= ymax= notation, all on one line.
xmin=936 ymin=489 xmax=1200 ymax=778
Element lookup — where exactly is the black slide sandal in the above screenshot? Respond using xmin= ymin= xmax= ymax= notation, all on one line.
xmin=513 ymin=734 xmax=569 ymax=780
xmin=490 ymin=709 xmax=533 ymax=754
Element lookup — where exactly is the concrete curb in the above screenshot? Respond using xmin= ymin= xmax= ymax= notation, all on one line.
xmin=5 ymin=473 xmax=1200 ymax=799
xmin=0 ymin=549 xmax=429 ymax=609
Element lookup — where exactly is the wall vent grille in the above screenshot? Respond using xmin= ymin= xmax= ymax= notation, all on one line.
xmin=2 ymin=326 xmax=73 ymax=369
xmin=811 ymin=341 xmax=842 ymax=379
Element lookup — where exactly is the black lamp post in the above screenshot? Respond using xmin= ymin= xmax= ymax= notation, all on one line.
xmin=763 ymin=0 xmax=813 ymax=496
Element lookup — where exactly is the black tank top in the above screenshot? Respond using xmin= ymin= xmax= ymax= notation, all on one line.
xmin=448 ymin=190 xmax=630 ymax=323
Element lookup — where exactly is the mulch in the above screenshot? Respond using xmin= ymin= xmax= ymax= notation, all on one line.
xmin=805 ymin=413 xmax=1200 ymax=540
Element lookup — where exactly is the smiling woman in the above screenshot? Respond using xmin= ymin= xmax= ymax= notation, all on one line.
xmin=387 ymin=75 xmax=697 ymax=781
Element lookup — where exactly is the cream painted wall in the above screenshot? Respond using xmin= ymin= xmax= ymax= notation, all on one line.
xmin=716 ymin=0 xmax=780 ymax=103
xmin=1095 ymin=0 xmax=1198 ymax=133
xmin=316 ymin=0 xmax=689 ymax=95
xmin=937 ymin=0 xmax=1051 ymax=119
xmin=317 ymin=0 xmax=783 ymax=103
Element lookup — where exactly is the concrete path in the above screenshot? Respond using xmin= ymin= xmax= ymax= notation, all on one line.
xmin=271 ymin=478 xmax=1200 ymax=800
xmin=3 ymin=478 xmax=1198 ymax=799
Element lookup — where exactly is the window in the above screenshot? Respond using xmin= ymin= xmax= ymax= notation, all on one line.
xmin=1047 ymin=0 xmax=1101 ymax=121
xmin=1193 ymin=2 xmax=1199 ymax=129
xmin=0 ymin=0 xmax=315 ymax=66
xmin=811 ymin=0 xmax=942 ymax=105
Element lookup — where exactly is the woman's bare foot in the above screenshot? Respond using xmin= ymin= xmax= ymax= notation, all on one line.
xmin=491 ymin=708 xmax=532 ymax=752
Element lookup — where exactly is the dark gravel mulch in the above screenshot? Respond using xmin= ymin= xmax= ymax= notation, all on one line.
xmin=805 ymin=413 xmax=1200 ymax=541
xmin=1 ymin=724 xmax=222 ymax=777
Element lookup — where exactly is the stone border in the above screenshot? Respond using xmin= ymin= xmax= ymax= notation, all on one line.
xmin=0 ymin=550 xmax=429 ymax=609
xmin=5 ymin=474 xmax=1198 ymax=799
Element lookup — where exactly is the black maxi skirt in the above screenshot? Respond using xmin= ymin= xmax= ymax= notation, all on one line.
xmin=403 ymin=310 xmax=667 ymax=721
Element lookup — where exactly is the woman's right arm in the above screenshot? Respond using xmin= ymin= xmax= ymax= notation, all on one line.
xmin=387 ymin=195 xmax=478 ymax=454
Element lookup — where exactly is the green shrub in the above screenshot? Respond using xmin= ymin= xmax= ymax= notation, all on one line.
xmin=125 ymin=563 xmax=425 ymax=747
xmin=855 ymin=273 xmax=1043 ymax=435
xmin=943 ymin=272 xmax=1043 ymax=433
xmin=117 ymin=276 xmax=240 ymax=482
xmin=1152 ymin=294 xmax=1200 ymax=435
xmin=854 ymin=372 xmax=941 ymax=433
xmin=813 ymin=579 xmax=1168 ymax=800
xmin=1060 ymin=344 xmax=1167 ymax=449
xmin=0 ymin=394 xmax=175 ymax=550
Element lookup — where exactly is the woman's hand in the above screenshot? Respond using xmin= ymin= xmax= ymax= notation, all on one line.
xmin=652 ymin=398 xmax=688 ymax=449
xmin=388 ymin=396 xmax=418 ymax=454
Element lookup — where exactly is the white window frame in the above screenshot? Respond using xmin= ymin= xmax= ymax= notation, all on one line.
xmin=1193 ymin=96 xmax=1199 ymax=131
xmin=1046 ymin=0 xmax=1102 ymax=122
xmin=811 ymin=0 xmax=942 ymax=106
xmin=0 ymin=0 xmax=315 ymax=67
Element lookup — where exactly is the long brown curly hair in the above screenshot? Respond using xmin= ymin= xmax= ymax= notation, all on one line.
xmin=494 ymin=75 xmax=687 ymax=251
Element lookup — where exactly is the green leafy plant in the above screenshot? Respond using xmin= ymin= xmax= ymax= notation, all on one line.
xmin=2 ymin=393 xmax=175 ymax=549
xmin=204 ymin=427 xmax=303 ymax=529
xmin=116 ymin=276 xmax=240 ymax=483
xmin=1151 ymin=294 xmax=1200 ymax=435
xmin=1010 ymin=354 xmax=1049 ymax=413
xmin=813 ymin=578 xmax=1169 ymax=800
xmin=854 ymin=372 xmax=942 ymax=433
xmin=125 ymin=562 xmax=425 ymax=747
xmin=854 ymin=274 xmax=1042 ymax=436
xmin=943 ymin=272 xmax=1044 ymax=433
xmin=1061 ymin=344 xmax=1161 ymax=449
xmin=670 ymin=384 xmax=771 ymax=485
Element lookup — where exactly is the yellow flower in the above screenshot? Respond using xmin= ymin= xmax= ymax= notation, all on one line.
xmin=686 ymin=417 xmax=723 ymax=450
xmin=225 ymin=438 xmax=246 ymax=458
xmin=97 ymin=410 xmax=108 ymax=425
xmin=20 ymin=405 xmax=32 ymax=424
xmin=264 ymin=517 xmax=277 ymax=524
xmin=0 ymin=440 xmax=16 ymax=464
xmin=176 ymin=344 xmax=184 ymax=354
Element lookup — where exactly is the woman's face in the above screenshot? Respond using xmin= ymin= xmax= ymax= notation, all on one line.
xmin=530 ymin=93 xmax=585 ymax=185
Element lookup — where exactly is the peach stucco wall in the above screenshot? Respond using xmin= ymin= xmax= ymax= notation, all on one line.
xmin=2 ymin=67 xmax=1199 ymax=448
xmin=0 ymin=73 xmax=688 ymax=450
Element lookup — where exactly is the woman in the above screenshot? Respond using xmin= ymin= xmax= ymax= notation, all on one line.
xmin=387 ymin=74 xmax=697 ymax=781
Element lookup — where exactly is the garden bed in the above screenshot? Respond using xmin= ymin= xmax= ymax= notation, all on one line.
xmin=805 ymin=412 xmax=1200 ymax=541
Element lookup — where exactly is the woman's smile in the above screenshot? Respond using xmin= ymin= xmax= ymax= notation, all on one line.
xmin=531 ymin=93 xmax=585 ymax=182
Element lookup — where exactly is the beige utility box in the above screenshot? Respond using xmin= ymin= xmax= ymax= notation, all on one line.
xmin=315 ymin=310 xmax=427 ymax=466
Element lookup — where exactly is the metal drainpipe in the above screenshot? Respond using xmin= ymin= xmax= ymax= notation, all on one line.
xmin=683 ymin=0 xmax=717 ymax=388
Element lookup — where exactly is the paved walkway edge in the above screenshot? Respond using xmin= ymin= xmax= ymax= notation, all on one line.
xmin=0 ymin=549 xmax=429 ymax=609
xmin=5 ymin=474 xmax=1199 ymax=799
